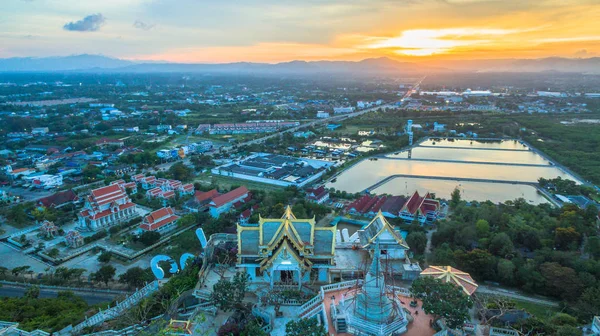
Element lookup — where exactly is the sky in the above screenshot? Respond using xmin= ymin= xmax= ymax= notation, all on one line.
xmin=1 ymin=0 xmax=599 ymax=63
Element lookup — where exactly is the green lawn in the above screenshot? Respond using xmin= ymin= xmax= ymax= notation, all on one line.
xmin=512 ymin=300 xmax=560 ymax=322
xmin=197 ymin=174 xmax=284 ymax=192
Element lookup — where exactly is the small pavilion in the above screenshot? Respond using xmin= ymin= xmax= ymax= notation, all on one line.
xmin=420 ymin=265 xmax=479 ymax=296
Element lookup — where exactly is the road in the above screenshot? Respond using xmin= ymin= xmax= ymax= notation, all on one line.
xmin=145 ymin=76 xmax=425 ymax=171
xmin=215 ymin=76 xmax=426 ymax=153
xmin=477 ymin=285 xmax=559 ymax=307
xmin=0 ymin=285 xmax=122 ymax=305
xmin=365 ymin=174 xmax=539 ymax=192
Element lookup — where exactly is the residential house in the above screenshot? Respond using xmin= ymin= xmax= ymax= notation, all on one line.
xmin=184 ymin=189 xmax=220 ymax=213
xmin=208 ymin=186 xmax=250 ymax=218
xmin=6 ymin=167 xmax=36 ymax=179
xmin=306 ymin=186 xmax=329 ymax=204
xmin=95 ymin=138 xmax=125 ymax=148
xmin=399 ymin=191 xmax=440 ymax=225
xmin=139 ymin=207 xmax=180 ymax=233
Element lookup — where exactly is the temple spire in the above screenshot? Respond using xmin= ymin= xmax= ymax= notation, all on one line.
xmin=282 ymin=205 xmax=296 ymax=220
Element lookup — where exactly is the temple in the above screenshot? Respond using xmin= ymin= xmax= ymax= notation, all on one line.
xmin=236 ymin=206 xmax=336 ymax=288
xmin=77 ymin=184 xmax=138 ymax=231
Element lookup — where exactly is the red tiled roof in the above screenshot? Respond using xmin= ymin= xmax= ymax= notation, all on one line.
xmin=83 ymin=202 xmax=135 ymax=220
xmin=122 ymin=182 xmax=137 ymax=189
xmin=404 ymin=191 xmax=423 ymax=214
xmin=161 ymin=190 xmax=175 ymax=198
xmin=307 ymin=186 xmax=328 ymax=200
xmin=210 ymin=186 xmax=249 ymax=208
xmin=132 ymin=173 xmax=145 ymax=181
xmin=147 ymin=187 xmax=162 ymax=196
xmin=240 ymin=209 xmax=252 ymax=219
xmin=11 ymin=167 xmax=33 ymax=174
xmin=140 ymin=207 xmax=179 ymax=231
xmin=401 ymin=191 xmax=439 ymax=215
xmin=180 ymin=183 xmax=194 ymax=191
xmin=37 ymin=190 xmax=78 ymax=208
xmin=90 ymin=184 xmax=129 ymax=206
xmin=194 ymin=189 xmax=220 ymax=202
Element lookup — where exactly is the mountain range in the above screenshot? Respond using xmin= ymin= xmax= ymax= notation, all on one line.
xmin=0 ymin=54 xmax=599 ymax=74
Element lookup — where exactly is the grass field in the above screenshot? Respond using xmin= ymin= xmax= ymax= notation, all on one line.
xmin=513 ymin=300 xmax=560 ymax=322
xmin=196 ymin=174 xmax=285 ymax=192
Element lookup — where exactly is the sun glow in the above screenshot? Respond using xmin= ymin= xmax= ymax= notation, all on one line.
xmin=365 ymin=28 xmax=520 ymax=56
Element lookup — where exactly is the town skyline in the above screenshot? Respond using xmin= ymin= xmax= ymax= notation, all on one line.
xmin=1 ymin=0 xmax=599 ymax=63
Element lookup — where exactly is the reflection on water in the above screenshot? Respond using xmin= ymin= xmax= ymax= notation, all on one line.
xmin=327 ymin=139 xmax=580 ymax=203
xmin=420 ymin=138 xmax=529 ymax=150
xmin=387 ymin=147 xmax=549 ymax=165
xmin=372 ymin=177 xmax=548 ymax=205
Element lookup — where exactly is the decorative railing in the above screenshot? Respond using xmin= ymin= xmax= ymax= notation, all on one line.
xmin=0 ymin=321 xmax=50 ymax=336
xmin=252 ymin=307 xmax=274 ymax=333
xmin=72 ymin=280 xmax=162 ymax=333
xmin=301 ymin=302 xmax=324 ymax=319
xmin=299 ymin=294 xmax=322 ymax=316
xmin=386 ymin=285 xmax=411 ymax=297
xmin=490 ymin=327 xmax=519 ymax=336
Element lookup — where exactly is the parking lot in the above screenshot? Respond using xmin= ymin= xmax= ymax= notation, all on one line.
xmin=1 ymin=186 xmax=54 ymax=202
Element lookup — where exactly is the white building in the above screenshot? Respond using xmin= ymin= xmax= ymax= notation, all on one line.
xmin=333 ymin=107 xmax=355 ymax=114
xmin=537 ymin=91 xmax=567 ymax=98
xmin=316 ymin=111 xmax=330 ymax=118
xmin=462 ymin=89 xmax=492 ymax=97
xmin=31 ymin=127 xmax=49 ymax=135
xmin=24 ymin=174 xmax=63 ymax=188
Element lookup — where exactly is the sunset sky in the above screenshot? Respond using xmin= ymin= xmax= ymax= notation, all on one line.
xmin=1 ymin=0 xmax=599 ymax=63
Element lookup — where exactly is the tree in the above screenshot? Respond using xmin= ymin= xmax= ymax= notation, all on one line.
xmin=139 ymin=231 xmax=161 ymax=246
xmin=168 ymin=162 xmax=193 ymax=182
xmin=210 ymin=272 xmax=250 ymax=312
xmin=539 ymin=262 xmax=582 ymax=300
xmin=475 ymin=219 xmax=490 ymax=238
xmin=574 ymin=284 xmax=600 ymax=320
xmin=24 ymin=286 xmax=40 ymax=299
xmin=489 ymin=233 xmax=514 ymax=258
xmin=585 ymin=236 xmax=600 ymax=259
xmin=240 ymin=319 xmax=268 ymax=336
xmin=450 ymin=187 xmax=461 ymax=209
xmin=93 ymin=265 xmax=116 ymax=286
xmin=454 ymin=249 xmax=496 ymax=280
xmin=410 ymin=276 xmax=473 ymax=329
xmin=119 ymin=267 xmax=154 ymax=288
xmin=12 ymin=265 xmax=30 ymax=280
xmin=496 ymin=259 xmax=516 ymax=285
xmin=48 ymin=248 xmax=60 ymax=258
xmin=406 ymin=231 xmax=427 ymax=254
xmin=285 ymin=318 xmax=328 ymax=336
xmin=554 ymin=227 xmax=581 ymax=250
xmin=98 ymin=251 xmax=112 ymax=263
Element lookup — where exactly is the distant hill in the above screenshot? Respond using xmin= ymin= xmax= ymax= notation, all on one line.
xmin=0 ymin=55 xmax=599 ymax=74
xmin=0 ymin=54 xmax=134 ymax=72
xmin=421 ymin=57 xmax=600 ymax=74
